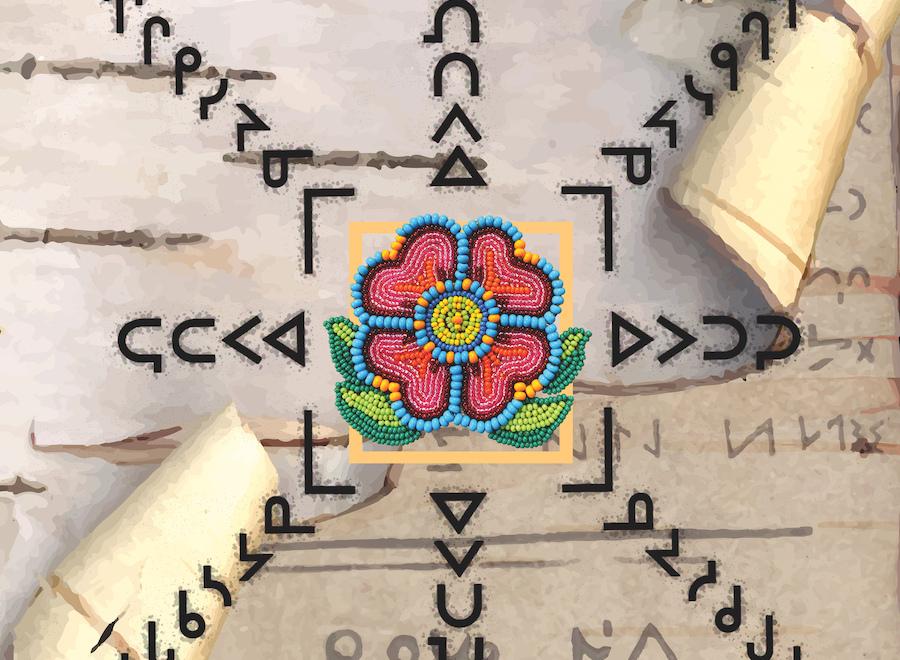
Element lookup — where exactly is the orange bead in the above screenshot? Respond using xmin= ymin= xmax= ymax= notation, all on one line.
xmin=424 ymin=341 xmax=436 ymax=352
xmin=482 ymin=291 xmax=493 ymax=300
xmin=413 ymin=320 xmax=426 ymax=330
xmin=380 ymin=380 xmax=391 ymax=392
xmin=514 ymin=382 xmax=527 ymax=392
xmin=462 ymin=278 xmax=472 ymax=290
xmin=482 ymin=335 xmax=494 ymax=345
xmin=372 ymin=376 xmax=383 ymax=387
xmin=388 ymin=250 xmax=399 ymax=260
xmin=417 ymin=297 xmax=428 ymax=307
xmin=531 ymin=379 xmax=543 ymax=392
xmin=395 ymin=235 xmax=406 ymax=244
xmin=514 ymin=391 xmax=527 ymax=401
xmin=435 ymin=281 xmax=446 ymax=293
xmin=446 ymin=352 xmax=455 ymax=364
xmin=525 ymin=385 xmax=536 ymax=398
xmin=468 ymin=351 xmax=478 ymax=363
xmin=514 ymin=239 xmax=526 ymax=249
xmin=514 ymin=249 xmax=525 ymax=258
xmin=382 ymin=249 xmax=391 ymax=260
xmin=488 ymin=314 xmax=500 ymax=322
xmin=389 ymin=392 xmax=402 ymax=401
xmin=389 ymin=382 xmax=401 ymax=393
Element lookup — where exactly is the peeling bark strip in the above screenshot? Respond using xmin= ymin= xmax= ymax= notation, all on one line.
xmin=223 ymin=149 xmax=488 ymax=171
xmin=0 ymin=54 xmax=275 ymax=82
xmin=0 ymin=476 xmax=46 ymax=495
xmin=0 ymin=222 xmax=207 ymax=250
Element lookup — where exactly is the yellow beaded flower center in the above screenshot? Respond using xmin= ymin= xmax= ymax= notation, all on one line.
xmin=429 ymin=295 xmax=483 ymax=347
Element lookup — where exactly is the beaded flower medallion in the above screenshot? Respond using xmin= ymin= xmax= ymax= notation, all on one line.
xmin=325 ymin=215 xmax=590 ymax=448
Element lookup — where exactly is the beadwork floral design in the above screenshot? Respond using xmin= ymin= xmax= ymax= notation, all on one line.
xmin=326 ymin=214 xmax=591 ymax=448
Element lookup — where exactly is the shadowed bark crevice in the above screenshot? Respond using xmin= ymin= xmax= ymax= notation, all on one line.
xmin=0 ymin=476 xmax=46 ymax=495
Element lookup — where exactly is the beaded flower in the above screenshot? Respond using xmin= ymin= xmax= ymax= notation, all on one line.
xmin=326 ymin=215 xmax=590 ymax=448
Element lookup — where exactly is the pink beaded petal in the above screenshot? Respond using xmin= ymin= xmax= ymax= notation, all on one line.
xmin=467 ymin=227 xmax=552 ymax=316
xmin=362 ymin=226 xmax=459 ymax=317
xmin=364 ymin=330 xmax=451 ymax=420
xmin=461 ymin=329 xmax=550 ymax=421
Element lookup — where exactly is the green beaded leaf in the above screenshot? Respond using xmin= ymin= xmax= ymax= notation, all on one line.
xmin=335 ymin=381 xmax=420 ymax=446
xmin=543 ymin=328 xmax=592 ymax=394
xmin=324 ymin=316 xmax=359 ymax=380
xmin=488 ymin=395 xmax=574 ymax=448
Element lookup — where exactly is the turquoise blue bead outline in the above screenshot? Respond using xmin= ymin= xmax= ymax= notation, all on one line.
xmin=348 ymin=213 xmax=566 ymax=436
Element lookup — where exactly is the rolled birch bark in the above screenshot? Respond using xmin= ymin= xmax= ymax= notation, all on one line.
xmin=847 ymin=0 xmax=900 ymax=50
xmin=13 ymin=405 xmax=278 ymax=659
xmin=667 ymin=2 xmax=900 ymax=308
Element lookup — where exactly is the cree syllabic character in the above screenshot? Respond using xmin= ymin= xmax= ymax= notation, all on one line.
xmin=326 ymin=215 xmax=590 ymax=448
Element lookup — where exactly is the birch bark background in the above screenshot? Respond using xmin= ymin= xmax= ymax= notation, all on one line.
xmin=0 ymin=0 xmax=898 ymax=657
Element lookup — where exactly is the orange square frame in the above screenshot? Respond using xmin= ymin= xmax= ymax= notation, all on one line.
xmin=346 ymin=221 xmax=574 ymax=464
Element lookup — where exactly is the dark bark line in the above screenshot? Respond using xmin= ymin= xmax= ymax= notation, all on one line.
xmin=0 ymin=222 xmax=208 ymax=249
xmin=0 ymin=54 xmax=275 ymax=81
xmin=224 ymin=149 xmax=488 ymax=171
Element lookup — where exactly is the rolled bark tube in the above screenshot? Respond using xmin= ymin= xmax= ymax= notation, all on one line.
xmin=667 ymin=5 xmax=899 ymax=308
xmin=13 ymin=405 xmax=278 ymax=659
xmin=844 ymin=0 xmax=900 ymax=51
